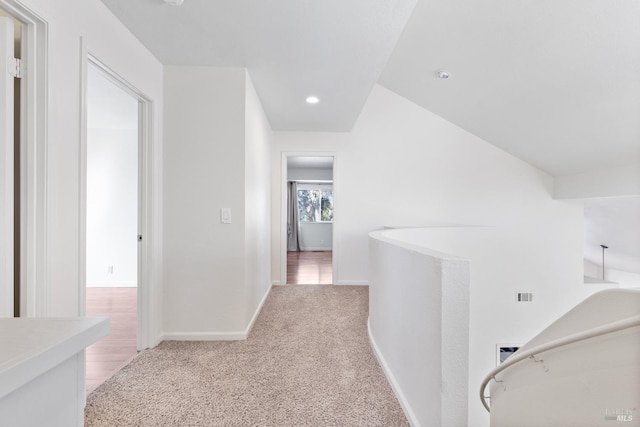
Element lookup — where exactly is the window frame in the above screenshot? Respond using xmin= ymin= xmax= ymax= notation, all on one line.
xmin=296 ymin=183 xmax=334 ymax=224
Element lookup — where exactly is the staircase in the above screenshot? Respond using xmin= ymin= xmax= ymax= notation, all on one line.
xmin=480 ymin=289 xmax=640 ymax=426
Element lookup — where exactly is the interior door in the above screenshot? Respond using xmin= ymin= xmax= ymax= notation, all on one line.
xmin=0 ymin=16 xmax=15 ymax=317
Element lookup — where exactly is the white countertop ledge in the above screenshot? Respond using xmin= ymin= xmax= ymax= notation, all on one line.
xmin=0 ymin=317 xmax=109 ymax=399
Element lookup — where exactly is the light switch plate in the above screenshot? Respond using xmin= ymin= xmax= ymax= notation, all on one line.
xmin=221 ymin=208 xmax=231 ymax=224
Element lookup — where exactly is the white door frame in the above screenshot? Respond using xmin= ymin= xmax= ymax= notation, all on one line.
xmin=280 ymin=151 xmax=338 ymax=285
xmin=0 ymin=0 xmax=48 ymax=317
xmin=0 ymin=15 xmax=15 ymax=317
xmin=79 ymin=49 xmax=154 ymax=350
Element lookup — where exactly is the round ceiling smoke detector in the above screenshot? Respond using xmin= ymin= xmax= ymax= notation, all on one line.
xmin=436 ymin=69 xmax=451 ymax=79
xmin=164 ymin=0 xmax=184 ymax=5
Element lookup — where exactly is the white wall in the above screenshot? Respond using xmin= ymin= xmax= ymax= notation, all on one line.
xmin=554 ymin=162 xmax=640 ymax=199
xmin=163 ymin=66 xmax=247 ymax=336
xmin=298 ymin=223 xmax=332 ymax=251
xmin=584 ymin=259 xmax=640 ymax=287
xmin=86 ymin=128 xmax=138 ymax=286
xmin=86 ymin=63 xmax=139 ymax=287
xmin=288 ymin=167 xmax=333 ymax=181
xmin=384 ymin=227 xmax=615 ymax=426
xmin=605 ymin=268 xmax=640 ymax=287
xmin=244 ymin=72 xmax=273 ymax=326
xmin=369 ymin=229 xmax=470 ymax=427
xmin=14 ymin=0 xmax=163 ymax=331
xmin=584 ymin=258 xmax=605 ymax=282
xmin=271 ymin=84 xmax=585 ymax=286
xmin=163 ymin=67 xmax=272 ymax=338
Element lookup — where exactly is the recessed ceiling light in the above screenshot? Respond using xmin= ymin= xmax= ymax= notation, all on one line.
xmin=164 ymin=0 xmax=184 ymax=5
xmin=306 ymin=96 xmax=320 ymax=104
xmin=436 ymin=69 xmax=451 ymax=79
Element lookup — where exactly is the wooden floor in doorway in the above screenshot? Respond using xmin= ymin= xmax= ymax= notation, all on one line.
xmin=86 ymin=287 xmax=137 ymax=394
xmin=287 ymin=251 xmax=333 ymax=284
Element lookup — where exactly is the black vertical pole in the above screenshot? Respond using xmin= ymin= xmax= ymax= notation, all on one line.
xmin=600 ymin=245 xmax=608 ymax=281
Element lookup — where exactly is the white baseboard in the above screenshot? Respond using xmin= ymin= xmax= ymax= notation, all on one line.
xmin=368 ymin=318 xmax=419 ymax=427
xmin=86 ymin=281 xmax=137 ymax=288
xmin=300 ymin=247 xmax=332 ymax=251
xmin=161 ymin=284 xmax=272 ymax=342
xmin=274 ymin=280 xmax=367 ymax=286
xmin=162 ymin=331 xmax=248 ymax=341
xmin=336 ymin=280 xmax=369 ymax=286
xmin=244 ymin=284 xmax=272 ymax=336
xmin=273 ymin=279 xmax=368 ymax=286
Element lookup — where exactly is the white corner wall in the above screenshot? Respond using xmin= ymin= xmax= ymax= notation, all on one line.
xmin=163 ymin=67 xmax=272 ymax=339
xmin=244 ymin=72 xmax=273 ymax=327
xmin=163 ymin=66 xmax=247 ymax=337
xmin=16 ymin=0 xmax=163 ymax=326
xmin=369 ymin=229 xmax=470 ymax=426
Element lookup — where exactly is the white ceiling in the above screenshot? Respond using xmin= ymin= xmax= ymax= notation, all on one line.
xmin=98 ymin=0 xmax=640 ymax=177
xmin=98 ymin=0 xmax=417 ymax=132
xmin=380 ymin=0 xmax=640 ymax=176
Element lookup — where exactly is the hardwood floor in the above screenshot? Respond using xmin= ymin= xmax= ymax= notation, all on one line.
xmin=287 ymin=251 xmax=333 ymax=284
xmin=85 ymin=287 xmax=138 ymax=394
xmin=84 ymin=252 xmax=331 ymax=391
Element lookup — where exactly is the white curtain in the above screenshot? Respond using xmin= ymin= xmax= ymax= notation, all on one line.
xmin=287 ymin=181 xmax=301 ymax=251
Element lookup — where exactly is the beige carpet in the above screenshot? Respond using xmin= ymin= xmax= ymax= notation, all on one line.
xmin=85 ymin=286 xmax=409 ymax=426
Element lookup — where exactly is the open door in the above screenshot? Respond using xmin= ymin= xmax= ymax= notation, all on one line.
xmin=0 ymin=16 xmax=15 ymax=317
xmin=84 ymin=60 xmax=142 ymax=393
xmin=282 ymin=154 xmax=337 ymax=285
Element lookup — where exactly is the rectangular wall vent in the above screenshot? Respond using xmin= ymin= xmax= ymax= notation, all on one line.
xmin=516 ymin=292 xmax=533 ymax=302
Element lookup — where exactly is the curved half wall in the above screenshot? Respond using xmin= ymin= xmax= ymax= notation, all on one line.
xmin=368 ymin=229 xmax=470 ymax=427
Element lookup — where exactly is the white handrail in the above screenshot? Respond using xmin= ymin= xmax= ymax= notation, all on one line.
xmin=480 ymin=314 xmax=640 ymax=413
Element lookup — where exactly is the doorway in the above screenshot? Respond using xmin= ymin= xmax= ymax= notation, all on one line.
xmin=0 ymin=1 xmax=47 ymax=319
xmin=284 ymin=155 xmax=335 ymax=285
xmin=84 ymin=61 xmax=140 ymax=393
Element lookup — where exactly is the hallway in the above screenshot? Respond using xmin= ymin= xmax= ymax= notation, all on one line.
xmin=85 ymin=286 xmax=408 ymax=426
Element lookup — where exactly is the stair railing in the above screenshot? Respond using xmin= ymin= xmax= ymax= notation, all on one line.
xmin=480 ymin=314 xmax=640 ymax=412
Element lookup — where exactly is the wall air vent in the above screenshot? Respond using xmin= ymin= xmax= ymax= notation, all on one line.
xmin=516 ymin=292 xmax=533 ymax=303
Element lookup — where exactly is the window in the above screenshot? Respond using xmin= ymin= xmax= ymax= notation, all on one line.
xmin=298 ymin=187 xmax=333 ymax=222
